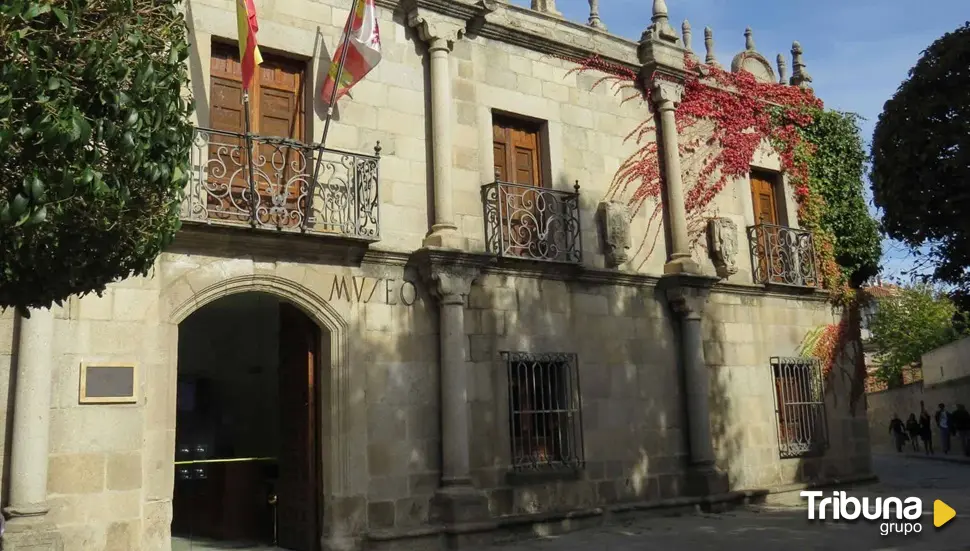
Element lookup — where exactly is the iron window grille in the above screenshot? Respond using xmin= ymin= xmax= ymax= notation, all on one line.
xmin=770 ymin=357 xmax=829 ymax=458
xmin=748 ymin=224 xmax=818 ymax=287
xmin=482 ymin=181 xmax=582 ymax=264
xmin=503 ymin=351 xmax=584 ymax=471
xmin=182 ymin=127 xmax=381 ymax=240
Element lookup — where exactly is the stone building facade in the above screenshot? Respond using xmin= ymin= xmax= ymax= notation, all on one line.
xmin=0 ymin=0 xmax=873 ymax=550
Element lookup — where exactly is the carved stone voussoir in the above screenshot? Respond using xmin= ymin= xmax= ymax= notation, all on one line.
xmin=407 ymin=8 xmax=466 ymax=49
xmin=599 ymin=200 xmax=632 ymax=268
xmin=706 ymin=217 xmax=739 ymax=279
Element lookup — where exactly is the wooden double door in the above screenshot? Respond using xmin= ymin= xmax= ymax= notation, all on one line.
xmin=172 ymin=301 xmax=321 ymax=551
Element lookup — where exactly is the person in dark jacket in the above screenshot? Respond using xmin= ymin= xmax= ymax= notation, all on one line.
xmin=951 ymin=404 xmax=970 ymax=456
xmin=889 ymin=414 xmax=906 ymax=452
xmin=906 ymin=413 xmax=921 ymax=452
xmin=919 ymin=407 xmax=935 ymax=455
xmin=936 ymin=403 xmax=953 ymax=454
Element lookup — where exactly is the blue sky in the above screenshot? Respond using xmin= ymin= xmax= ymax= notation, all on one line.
xmin=512 ymin=0 xmax=967 ymax=281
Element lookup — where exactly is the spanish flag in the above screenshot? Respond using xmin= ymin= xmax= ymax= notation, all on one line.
xmin=236 ymin=0 xmax=263 ymax=91
xmin=320 ymin=0 xmax=383 ymax=105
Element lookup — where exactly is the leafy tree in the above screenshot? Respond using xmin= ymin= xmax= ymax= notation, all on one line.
xmin=871 ymin=22 xmax=970 ymax=289
xmin=868 ymin=284 xmax=968 ymax=384
xmin=0 ymin=0 xmax=193 ymax=312
xmin=801 ymin=109 xmax=881 ymax=287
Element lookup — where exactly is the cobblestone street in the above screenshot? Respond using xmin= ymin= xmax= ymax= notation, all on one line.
xmin=470 ymin=454 xmax=970 ymax=551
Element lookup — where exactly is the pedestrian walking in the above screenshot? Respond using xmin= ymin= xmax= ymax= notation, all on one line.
xmin=936 ymin=403 xmax=953 ymax=454
xmin=920 ymin=408 xmax=934 ymax=454
xmin=906 ymin=413 xmax=921 ymax=452
xmin=951 ymin=404 xmax=970 ymax=456
xmin=889 ymin=413 xmax=906 ymax=452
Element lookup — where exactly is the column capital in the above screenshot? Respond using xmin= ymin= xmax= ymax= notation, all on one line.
xmin=662 ymin=274 xmax=718 ymax=320
xmin=651 ymin=79 xmax=684 ymax=109
xmin=416 ymin=249 xmax=484 ymax=304
xmin=407 ymin=8 xmax=465 ymax=52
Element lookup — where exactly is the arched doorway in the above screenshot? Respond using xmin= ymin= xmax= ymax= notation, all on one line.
xmin=171 ymin=292 xmax=323 ymax=551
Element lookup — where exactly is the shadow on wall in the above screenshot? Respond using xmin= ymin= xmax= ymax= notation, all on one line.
xmin=452 ymin=256 xmax=743 ymax=525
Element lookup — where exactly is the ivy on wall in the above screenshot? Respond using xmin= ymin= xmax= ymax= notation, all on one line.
xmin=570 ymin=53 xmax=880 ymax=408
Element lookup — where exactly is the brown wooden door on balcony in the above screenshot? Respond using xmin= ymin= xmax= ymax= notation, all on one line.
xmin=493 ymin=116 xmax=543 ymax=257
xmin=749 ymin=171 xmax=783 ymax=282
xmin=209 ymin=44 xmax=306 ymax=227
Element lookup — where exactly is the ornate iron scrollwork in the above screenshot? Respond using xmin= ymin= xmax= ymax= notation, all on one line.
xmin=482 ymin=181 xmax=582 ymax=264
xmin=748 ymin=223 xmax=818 ymax=287
xmin=183 ymin=128 xmax=380 ymax=240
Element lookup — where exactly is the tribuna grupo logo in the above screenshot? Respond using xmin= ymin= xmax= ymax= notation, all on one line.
xmin=801 ymin=491 xmax=924 ymax=536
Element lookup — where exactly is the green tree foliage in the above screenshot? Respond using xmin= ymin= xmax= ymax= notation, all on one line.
xmin=871 ymin=22 xmax=970 ymax=289
xmin=801 ymin=109 xmax=881 ymax=288
xmin=868 ymin=284 xmax=968 ymax=384
xmin=0 ymin=0 xmax=193 ymax=311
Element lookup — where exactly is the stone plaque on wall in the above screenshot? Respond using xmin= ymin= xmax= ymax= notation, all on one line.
xmin=79 ymin=363 xmax=138 ymax=404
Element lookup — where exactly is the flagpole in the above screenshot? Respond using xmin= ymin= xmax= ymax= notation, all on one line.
xmin=306 ymin=0 xmax=362 ymax=231
xmin=243 ymin=89 xmax=258 ymax=227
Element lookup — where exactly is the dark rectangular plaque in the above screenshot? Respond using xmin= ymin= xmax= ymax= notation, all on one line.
xmin=79 ymin=363 xmax=138 ymax=404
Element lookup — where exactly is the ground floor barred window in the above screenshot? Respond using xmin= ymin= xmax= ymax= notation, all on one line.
xmin=503 ymin=351 xmax=584 ymax=471
xmin=771 ymin=356 xmax=828 ymax=458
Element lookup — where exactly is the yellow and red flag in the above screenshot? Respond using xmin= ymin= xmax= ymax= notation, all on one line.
xmin=320 ymin=0 xmax=383 ymax=105
xmin=235 ymin=0 xmax=264 ymax=91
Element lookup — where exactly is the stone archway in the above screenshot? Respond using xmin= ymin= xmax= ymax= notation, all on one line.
xmin=160 ymin=272 xmax=359 ymax=549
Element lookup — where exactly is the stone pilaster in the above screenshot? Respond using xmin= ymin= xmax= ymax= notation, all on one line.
xmin=407 ymin=9 xmax=467 ymax=250
xmin=663 ymin=276 xmax=728 ymax=496
xmin=417 ymin=250 xmax=490 ymax=525
xmin=2 ymin=308 xmax=63 ymax=551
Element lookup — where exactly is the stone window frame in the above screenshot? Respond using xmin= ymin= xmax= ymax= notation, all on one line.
xmin=770 ymin=356 xmax=829 ymax=459
xmin=500 ymin=351 xmax=585 ymax=484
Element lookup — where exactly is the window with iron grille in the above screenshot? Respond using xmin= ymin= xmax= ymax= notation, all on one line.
xmin=771 ymin=357 xmax=828 ymax=458
xmin=503 ymin=352 xmax=584 ymax=471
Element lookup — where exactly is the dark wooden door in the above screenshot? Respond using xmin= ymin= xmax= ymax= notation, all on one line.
xmin=493 ymin=117 xmax=544 ymax=257
xmin=277 ymin=302 xmax=319 ymax=551
xmin=750 ymin=172 xmax=783 ymax=282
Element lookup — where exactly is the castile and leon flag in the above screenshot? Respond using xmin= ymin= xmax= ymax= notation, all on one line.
xmin=320 ymin=0 xmax=383 ymax=105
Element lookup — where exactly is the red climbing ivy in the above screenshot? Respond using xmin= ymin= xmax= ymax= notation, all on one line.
xmin=567 ymin=54 xmax=846 ymax=298
xmin=568 ymin=54 xmax=868 ymax=405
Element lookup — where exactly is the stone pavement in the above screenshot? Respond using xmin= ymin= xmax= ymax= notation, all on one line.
xmin=467 ymin=454 xmax=970 ymax=551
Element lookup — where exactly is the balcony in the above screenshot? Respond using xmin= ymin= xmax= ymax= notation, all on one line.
xmin=748 ymin=224 xmax=818 ymax=287
xmin=482 ymin=181 xmax=582 ymax=264
xmin=182 ymin=127 xmax=380 ymax=240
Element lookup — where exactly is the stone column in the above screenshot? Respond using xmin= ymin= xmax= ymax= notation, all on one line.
xmin=652 ymin=80 xmax=698 ymax=275
xmin=2 ymin=308 xmax=62 ymax=551
xmin=408 ymin=10 xmax=465 ymax=250
xmin=419 ymin=255 xmax=489 ymax=525
xmin=665 ymin=281 xmax=728 ymax=496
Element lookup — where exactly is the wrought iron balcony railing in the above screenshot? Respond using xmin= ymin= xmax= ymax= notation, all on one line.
xmin=748 ymin=224 xmax=818 ymax=287
xmin=182 ymin=127 xmax=380 ymax=240
xmin=482 ymin=181 xmax=582 ymax=264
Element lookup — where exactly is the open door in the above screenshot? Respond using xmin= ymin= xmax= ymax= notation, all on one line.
xmin=277 ymin=302 xmax=320 ymax=551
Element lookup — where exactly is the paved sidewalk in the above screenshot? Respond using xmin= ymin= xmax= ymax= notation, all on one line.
xmin=888 ymin=450 xmax=970 ymax=465
xmin=467 ymin=455 xmax=970 ymax=551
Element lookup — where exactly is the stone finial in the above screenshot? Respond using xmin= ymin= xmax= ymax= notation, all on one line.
xmin=587 ymin=0 xmax=606 ymax=30
xmin=790 ymin=41 xmax=813 ymax=88
xmin=643 ymin=0 xmax=679 ymax=43
xmin=704 ymin=26 xmax=718 ymax=66
xmin=744 ymin=27 xmax=755 ymax=51
xmin=531 ymin=0 xmax=561 ymax=17
xmin=682 ymin=20 xmax=693 ymax=52
xmin=776 ymin=53 xmax=788 ymax=84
